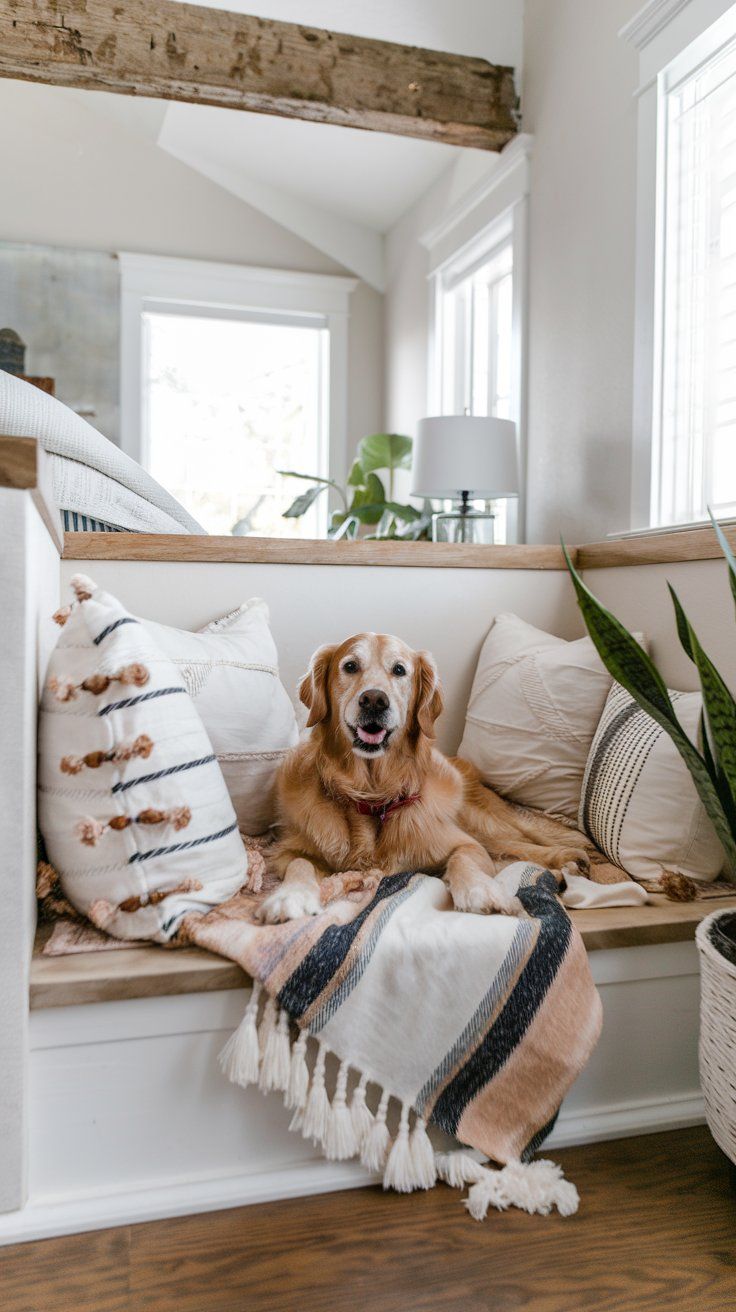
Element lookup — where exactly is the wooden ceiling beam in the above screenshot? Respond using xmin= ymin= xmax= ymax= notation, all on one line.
xmin=1 ymin=0 xmax=519 ymax=151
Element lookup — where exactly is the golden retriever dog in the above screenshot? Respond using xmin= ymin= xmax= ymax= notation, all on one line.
xmin=257 ymin=632 xmax=594 ymax=923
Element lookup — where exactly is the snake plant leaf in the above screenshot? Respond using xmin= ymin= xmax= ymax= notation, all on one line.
xmin=282 ymin=484 xmax=326 ymax=518
xmin=358 ymin=433 xmax=413 ymax=475
xmin=700 ymin=708 xmax=717 ymax=779
xmin=563 ymin=543 xmax=736 ymax=867
xmin=709 ymin=510 xmax=736 ymax=612
xmin=668 ymin=584 xmax=695 ymax=663
xmin=686 ymin=620 xmax=736 ymax=821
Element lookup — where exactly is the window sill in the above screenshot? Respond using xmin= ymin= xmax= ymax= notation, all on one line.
xmin=29 ymin=893 xmax=736 ymax=1010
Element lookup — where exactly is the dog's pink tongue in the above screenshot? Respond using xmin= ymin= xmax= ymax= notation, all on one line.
xmin=357 ymin=726 xmax=387 ymax=745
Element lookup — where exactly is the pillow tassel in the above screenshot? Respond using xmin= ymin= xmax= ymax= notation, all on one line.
xmin=218 ymin=980 xmax=262 ymax=1087
xmin=350 ymin=1072 xmax=374 ymax=1151
xmin=324 ymin=1059 xmax=358 ymax=1161
xmin=409 ymin=1115 xmax=437 ymax=1189
xmin=382 ymin=1101 xmax=416 ymax=1192
xmin=259 ymin=1005 xmax=291 ymax=1094
xmin=300 ymin=1041 xmax=329 ymax=1146
xmin=361 ymin=1088 xmax=390 ymax=1172
xmin=285 ymin=1029 xmax=310 ymax=1111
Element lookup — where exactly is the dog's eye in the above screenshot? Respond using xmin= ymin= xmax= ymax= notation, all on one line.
xmin=343 ymin=659 xmax=359 ymax=674
xmin=392 ymin=662 xmax=407 ymax=677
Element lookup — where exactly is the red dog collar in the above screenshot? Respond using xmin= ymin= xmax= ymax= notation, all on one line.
xmin=354 ymin=793 xmax=421 ymax=825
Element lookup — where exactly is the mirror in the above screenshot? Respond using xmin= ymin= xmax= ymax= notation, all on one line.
xmin=0 ymin=69 xmax=521 ymax=542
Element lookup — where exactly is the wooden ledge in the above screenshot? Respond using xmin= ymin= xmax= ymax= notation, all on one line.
xmin=30 ymin=894 xmax=736 ymax=1010
xmin=62 ymin=533 xmax=573 ymax=570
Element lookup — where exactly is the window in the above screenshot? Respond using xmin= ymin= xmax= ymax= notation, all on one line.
xmin=438 ymin=237 xmax=514 ymax=420
xmin=120 ymin=255 xmax=356 ymax=536
xmin=625 ymin=0 xmax=736 ymax=529
xmin=432 ymin=216 xmax=519 ymax=542
xmin=144 ymin=311 xmax=327 ymax=536
xmin=656 ymin=21 xmax=736 ymax=525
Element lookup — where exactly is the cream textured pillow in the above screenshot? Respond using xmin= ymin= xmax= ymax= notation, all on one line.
xmin=144 ymin=600 xmax=298 ymax=834
xmin=458 ymin=612 xmax=615 ymax=819
xmin=38 ymin=574 xmax=248 ymax=941
xmin=579 ymin=682 xmax=724 ymax=884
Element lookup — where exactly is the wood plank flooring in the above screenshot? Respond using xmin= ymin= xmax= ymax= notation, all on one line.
xmin=2 ymin=1127 xmax=735 ymax=1312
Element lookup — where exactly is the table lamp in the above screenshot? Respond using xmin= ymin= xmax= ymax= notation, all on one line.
xmin=411 ymin=415 xmax=519 ymax=543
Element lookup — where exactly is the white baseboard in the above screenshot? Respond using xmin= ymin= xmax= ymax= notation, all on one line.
xmin=549 ymin=1089 xmax=705 ymax=1148
xmin=0 ymin=1157 xmax=380 ymax=1247
xmin=0 ymin=1089 xmax=706 ymax=1247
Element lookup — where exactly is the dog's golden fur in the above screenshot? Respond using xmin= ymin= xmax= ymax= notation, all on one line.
xmin=257 ymin=633 xmax=595 ymax=923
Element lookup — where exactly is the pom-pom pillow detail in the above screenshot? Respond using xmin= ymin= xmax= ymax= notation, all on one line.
xmin=458 ymin=613 xmax=615 ymax=820
xmin=143 ymin=599 xmax=298 ymax=834
xmin=39 ymin=574 xmax=248 ymax=941
xmin=579 ymin=683 xmax=725 ymax=885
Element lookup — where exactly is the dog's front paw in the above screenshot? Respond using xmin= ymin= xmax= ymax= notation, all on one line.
xmin=256 ymin=885 xmax=322 ymax=924
xmin=549 ymin=848 xmax=590 ymax=876
xmin=450 ymin=873 xmax=522 ymax=917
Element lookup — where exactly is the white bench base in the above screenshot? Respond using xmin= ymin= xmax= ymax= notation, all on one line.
xmin=0 ymin=939 xmax=704 ymax=1245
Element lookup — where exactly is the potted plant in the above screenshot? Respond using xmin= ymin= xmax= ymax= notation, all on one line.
xmin=280 ymin=432 xmax=432 ymax=540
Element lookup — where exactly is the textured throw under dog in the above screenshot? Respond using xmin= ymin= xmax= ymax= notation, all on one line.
xmin=184 ymin=859 xmax=603 ymax=1219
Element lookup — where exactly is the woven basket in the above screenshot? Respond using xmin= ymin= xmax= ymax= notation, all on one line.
xmin=696 ymin=910 xmax=736 ymax=1166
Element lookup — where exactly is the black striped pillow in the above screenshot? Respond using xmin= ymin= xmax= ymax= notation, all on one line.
xmin=579 ymin=683 xmax=724 ymax=885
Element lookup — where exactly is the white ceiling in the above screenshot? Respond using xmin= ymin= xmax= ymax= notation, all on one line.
xmin=72 ymin=1 xmax=524 ymax=288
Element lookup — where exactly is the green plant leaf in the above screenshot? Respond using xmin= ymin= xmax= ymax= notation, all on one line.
xmin=668 ymin=583 xmax=695 ymax=663
xmin=357 ymin=433 xmax=412 ymax=475
xmin=563 ymin=543 xmax=736 ymax=868
xmin=282 ymin=484 xmax=326 ymax=518
xmin=278 ymin=469 xmax=347 ymax=510
xmin=686 ymin=620 xmax=736 ymax=824
xmin=671 ymin=583 xmax=736 ymax=836
xmin=709 ymin=509 xmax=736 ymax=613
xmin=348 ymin=473 xmax=386 ymax=524
xmin=347 ymin=459 xmax=365 ymax=487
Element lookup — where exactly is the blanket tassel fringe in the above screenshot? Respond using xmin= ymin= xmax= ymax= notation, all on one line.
xmin=218 ymin=988 xmax=578 ymax=1219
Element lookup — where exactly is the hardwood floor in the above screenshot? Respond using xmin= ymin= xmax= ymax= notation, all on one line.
xmin=2 ymin=1127 xmax=735 ymax=1312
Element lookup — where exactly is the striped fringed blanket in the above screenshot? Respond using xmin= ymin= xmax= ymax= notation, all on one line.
xmin=182 ymin=859 xmax=603 ymax=1219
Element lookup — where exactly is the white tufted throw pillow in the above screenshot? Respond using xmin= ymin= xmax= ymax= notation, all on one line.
xmin=38 ymin=574 xmax=248 ymax=941
xmin=458 ymin=612 xmax=616 ymax=820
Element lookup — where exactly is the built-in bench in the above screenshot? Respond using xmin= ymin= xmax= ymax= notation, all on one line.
xmin=4 ymin=434 xmax=736 ymax=1244
xmin=30 ymin=895 xmax=736 ymax=1008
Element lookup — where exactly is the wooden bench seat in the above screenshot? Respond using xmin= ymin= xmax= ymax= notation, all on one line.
xmin=29 ymin=893 xmax=736 ymax=1009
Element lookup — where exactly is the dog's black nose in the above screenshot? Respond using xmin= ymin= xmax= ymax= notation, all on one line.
xmin=359 ymin=688 xmax=389 ymax=714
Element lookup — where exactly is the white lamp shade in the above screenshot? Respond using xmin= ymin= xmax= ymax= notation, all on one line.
xmin=411 ymin=415 xmax=519 ymax=499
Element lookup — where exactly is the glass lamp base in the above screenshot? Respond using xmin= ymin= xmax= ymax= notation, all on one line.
xmin=432 ymin=511 xmax=496 ymax=545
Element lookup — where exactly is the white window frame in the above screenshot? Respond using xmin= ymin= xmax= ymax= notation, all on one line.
xmin=421 ymin=134 xmax=531 ymax=541
xmin=119 ymin=253 xmax=357 ymax=532
xmin=624 ymin=0 xmax=736 ymax=529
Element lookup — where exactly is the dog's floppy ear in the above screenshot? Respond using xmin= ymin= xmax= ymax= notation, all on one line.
xmin=299 ymin=644 xmax=336 ymax=728
xmin=413 ymin=651 xmax=444 ymax=738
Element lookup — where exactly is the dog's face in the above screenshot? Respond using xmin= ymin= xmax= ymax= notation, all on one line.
xmin=299 ymin=633 xmax=443 ymax=758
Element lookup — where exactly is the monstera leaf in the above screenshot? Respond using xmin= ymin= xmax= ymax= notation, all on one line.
xmin=357 ymin=433 xmax=413 ymax=475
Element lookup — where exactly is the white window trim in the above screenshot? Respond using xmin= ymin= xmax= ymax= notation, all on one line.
xmin=623 ymin=0 xmax=736 ymax=529
xmin=421 ymin=135 xmax=531 ymax=541
xmin=118 ymin=253 xmax=358 ymax=509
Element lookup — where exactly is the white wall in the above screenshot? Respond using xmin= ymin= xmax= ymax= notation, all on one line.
xmin=384 ymin=0 xmax=646 ymax=546
xmin=0 ymin=79 xmax=383 ymax=459
xmin=522 ymin=0 xmax=641 ymax=544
